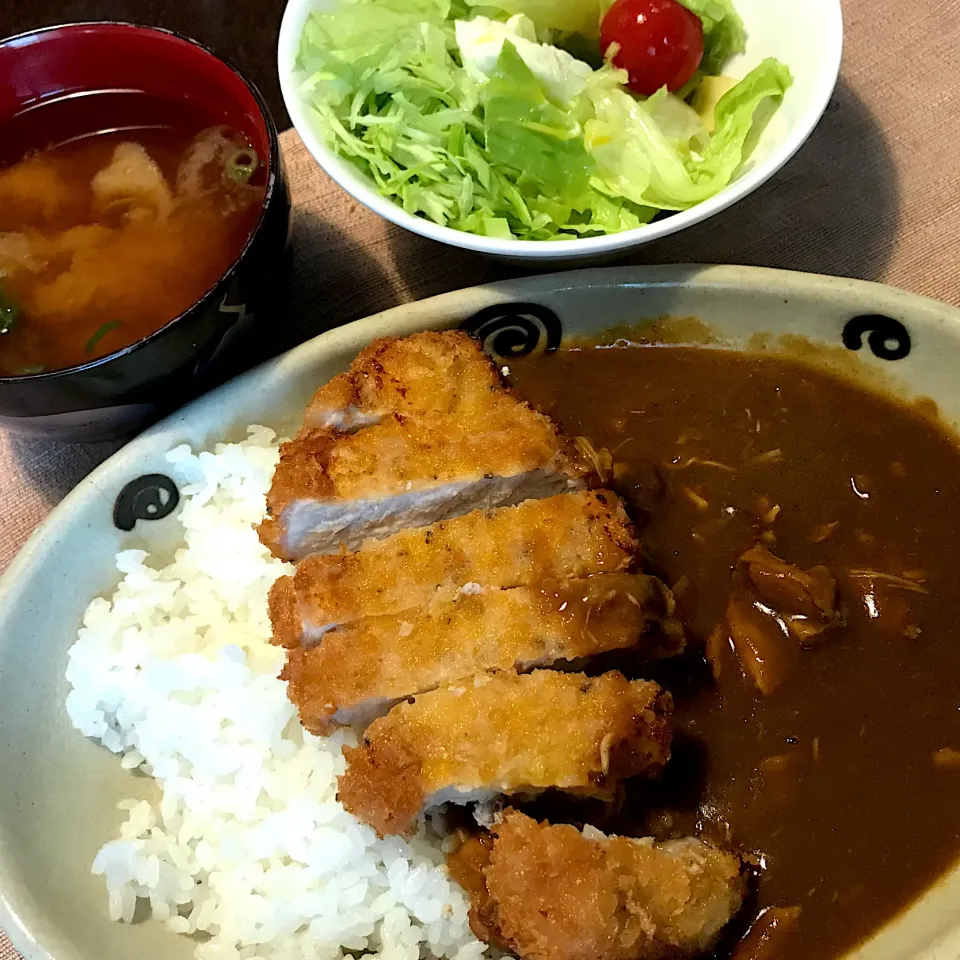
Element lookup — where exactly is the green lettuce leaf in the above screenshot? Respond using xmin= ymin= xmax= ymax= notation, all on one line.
xmin=296 ymin=0 xmax=789 ymax=240
xmin=699 ymin=57 xmax=793 ymax=173
xmin=298 ymin=0 xmax=452 ymax=74
xmin=462 ymin=0 xmax=605 ymax=37
xmin=585 ymin=57 xmax=792 ymax=210
xmin=298 ymin=7 xmax=654 ymax=240
xmin=678 ymin=0 xmax=747 ymax=73
xmin=482 ymin=41 xmax=594 ymax=204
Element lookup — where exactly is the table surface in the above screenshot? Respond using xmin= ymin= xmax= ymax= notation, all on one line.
xmin=3 ymin=1 xmax=960 ymax=958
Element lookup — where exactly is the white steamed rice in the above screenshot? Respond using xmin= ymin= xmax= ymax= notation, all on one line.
xmin=64 ymin=426 xmax=486 ymax=960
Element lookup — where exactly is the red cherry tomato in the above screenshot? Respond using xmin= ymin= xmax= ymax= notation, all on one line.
xmin=600 ymin=0 xmax=705 ymax=96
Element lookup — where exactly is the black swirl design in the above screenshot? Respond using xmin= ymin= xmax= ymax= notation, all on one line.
xmin=842 ymin=314 xmax=911 ymax=361
xmin=114 ymin=474 xmax=180 ymax=531
xmin=462 ymin=302 xmax=562 ymax=359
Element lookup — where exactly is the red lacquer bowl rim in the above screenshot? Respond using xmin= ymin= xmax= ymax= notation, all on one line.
xmin=0 ymin=21 xmax=283 ymax=384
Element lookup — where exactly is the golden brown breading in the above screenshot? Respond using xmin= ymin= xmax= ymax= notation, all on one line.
xmin=303 ymin=330 xmax=510 ymax=429
xmin=480 ymin=811 xmax=746 ymax=960
xmin=282 ymin=573 xmax=684 ymax=732
xmin=337 ymin=670 xmax=672 ymax=838
xmin=267 ymin=412 xmax=571 ymax=506
xmin=267 ymin=574 xmax=301 ymax=649
xmin=259 ymin=331 xmax=591 ymax=561
xmin=274 ymin=490 xmax=637 ymax=635
xmin=258 ymin=413 xmax=583 ymax=559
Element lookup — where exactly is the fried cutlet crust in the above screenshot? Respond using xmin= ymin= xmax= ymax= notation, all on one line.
xmin=481 ymin=811 xmax=746 ymax=960
xmin=259 ymin=331 xmax=590 ymax=560
xmin=275 ymin=490 xmax=638 ymax=633
xmin=258 ymin=415 xmax=582 ymax=559
xmin=303 ymin=330 xmax=514 ymax=427
xmin=337 ymin=670 xmax=672 ymax=838
xmin=267 ymin=574 xmax=301 ymax=649
xmin=281 ymin=573 xmax=685 ymax=732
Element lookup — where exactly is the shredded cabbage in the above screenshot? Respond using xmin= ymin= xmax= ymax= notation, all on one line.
xmin=296 ymin=0 xmax=791 ymax=240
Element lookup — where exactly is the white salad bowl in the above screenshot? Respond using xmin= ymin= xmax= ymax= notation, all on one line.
xmin=277 ymin=0 xmax=843 ymax=263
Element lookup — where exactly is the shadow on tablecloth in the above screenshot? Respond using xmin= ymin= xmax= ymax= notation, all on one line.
xmin=272 ymin=208 xmax=404 ymax=352
xmin=638 ymin=79 xmax=899 ymax=278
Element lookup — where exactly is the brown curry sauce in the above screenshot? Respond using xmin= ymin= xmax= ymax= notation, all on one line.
xmin=504 ymin=343 xmax=960 ymax=959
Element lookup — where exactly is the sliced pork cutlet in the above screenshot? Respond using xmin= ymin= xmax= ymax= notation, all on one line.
xmin=337 ymin=669 xmax=672 ymax=838
xmin=259 ymin=331 xmax=592 ymax=561
xmin=465 ymin=810 xmax=746 ymax=960
xmin=269 ymin=489 xmax=637 ymax=642
xmin=281 ymin=573 xmax=685 ymax=732
xmin=259 ymin=414 xmax=586 ymax=561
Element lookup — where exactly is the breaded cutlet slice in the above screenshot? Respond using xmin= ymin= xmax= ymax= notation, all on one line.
xmin=269 ymin=490 xmax=637 ymax=640
xmin=259 ymin=332 xmax=590 ymax=561
xmin=281 ymin=573 xmax=685 ymax=732
xmin=473 ymin=810 xmax=746 ymax=960
xmin=303 ymin=330 xmax=514 ymax=431
xmin=337 ymin=670 xmax=672 ymax=838
xmin=259 ymin=415 xmax=586 ymax=561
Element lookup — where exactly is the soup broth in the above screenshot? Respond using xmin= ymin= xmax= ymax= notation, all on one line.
xmin=0 ymin=93 xmax=266 ymax=376
xmin=509 ymin=343 xmax=960 ymax=959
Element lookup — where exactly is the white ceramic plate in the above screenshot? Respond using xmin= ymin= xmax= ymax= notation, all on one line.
xmin=277 ymin=0 xmax=843 ymax=262
xmin=1 ymin=265 xmax=959 ymax=960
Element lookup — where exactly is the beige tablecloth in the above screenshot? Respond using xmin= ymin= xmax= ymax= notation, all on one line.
xmin=3 ymin=1 xmax=960 ymax=956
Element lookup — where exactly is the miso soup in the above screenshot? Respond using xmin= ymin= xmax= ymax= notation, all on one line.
xmin=0 ymin=92 xmax=266 ymax=376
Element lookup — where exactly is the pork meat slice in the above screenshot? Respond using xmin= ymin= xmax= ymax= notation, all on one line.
xmin=336 ymin=669 xmax=672 ymax=838
xmin=268 ymin=489 xmax=638 ymax=640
